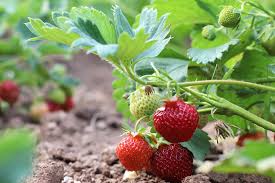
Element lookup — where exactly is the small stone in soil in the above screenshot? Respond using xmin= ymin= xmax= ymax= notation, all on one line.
xmin=75 ymin=108 xmax=98 ymax=120
xmin=52 ymin=149 xmax=77 ymax=163
xmin=183 ymin=174 xmax=211 ymax=183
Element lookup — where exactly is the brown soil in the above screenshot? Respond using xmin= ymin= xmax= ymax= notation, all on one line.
xmin=0 ymin=53 xmax=272 ymax=183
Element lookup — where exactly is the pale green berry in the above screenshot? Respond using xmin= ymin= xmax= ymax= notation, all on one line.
xmin=202 ymin=25 xmax=216 ymax=41
xmin=129 ymin=86 xmax=161 ymax=120
xmin=218 ymin=6 xmax=240 ymax=28
xmin=48 ymin=88 xmax=66 ymax=104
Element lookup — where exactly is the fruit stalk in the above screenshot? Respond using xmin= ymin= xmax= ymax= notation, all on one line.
xmin=128 ymin=66 xmax=275 ymax=92
xmin=125 ymin=67 xmax=275 ymax=132
xmin=182 ymin=87 xmax=275 ymax=132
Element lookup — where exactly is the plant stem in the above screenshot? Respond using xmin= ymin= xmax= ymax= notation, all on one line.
xmin=182 ymin=87 xmax=275 ymax=132
xmin=128 ymin=65 xmax=275 ymax=92
xmin=125 ymin=66 xmax=147 ymax=85
xmin=198 ymin=107 xmax=214 ymax=113
xmin=150 ymin=80 xmax=275 ymax=92
xmin=126 ymin=66 xmax=275 ymax=92
xmin=124 ymin=67 xmax=275 ymax=131
xmin=250 ymin=77 xmax=275 ymax=84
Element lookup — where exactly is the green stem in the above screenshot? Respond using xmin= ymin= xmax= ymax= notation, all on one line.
xmin=134 ymin=116 xmax=146 ymax=132
xmin=182 ymin=87 xmax=275 ymax=132
xmin=198 ymin=107 xmax=214 ymax=113
xmin=125 ymin=66 xmax=147 ymax=85
xmin=127 ymin=67 xmax=275 ymax=92
xmin=246 ymin=1 xmax=275 ymax=19
xmin=130 ymin=70 xmax=275 ymax=93
xmin=250 ymin=77 xmax=275 ymax=84
xmin=124 ymin=67 xmax=275 ymax=132
xmin=150 ymin=80 xmax=275 ymax=92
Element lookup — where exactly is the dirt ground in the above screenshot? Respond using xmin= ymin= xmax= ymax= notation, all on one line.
xmin=0 ymin=53 xmax=272 ymax=183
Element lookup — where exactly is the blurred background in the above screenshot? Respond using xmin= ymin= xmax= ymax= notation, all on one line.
xmin=0 ymin=0 xmax=274 ymax=183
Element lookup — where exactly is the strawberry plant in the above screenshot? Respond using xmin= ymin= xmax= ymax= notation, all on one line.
xmin=26 ymin=0 xmax=275 ymax=182
xmin=0 ymin=0 xmax=79 ymax=116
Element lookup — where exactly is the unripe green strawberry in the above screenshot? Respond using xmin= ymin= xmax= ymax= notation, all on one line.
xmin=129 ymin=86 xmax=161 ymax=120
xmin=218 ymin=6 xmax=240 ymax=28
xmin=47 ymin=88 xmax=66 ymax=104
xmin=201 ymin=25 xmax=216 ymax=41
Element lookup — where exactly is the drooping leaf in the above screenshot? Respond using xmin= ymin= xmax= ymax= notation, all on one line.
xmin=188 ymin=30 xmax=253 ymax=64
xmin=188 ymin=39 xmax=239 ymax=64
xmin=181 ymin=129 xmax=211 ymax=161
xmin=135 ymin=58 xmax=189 ymax=82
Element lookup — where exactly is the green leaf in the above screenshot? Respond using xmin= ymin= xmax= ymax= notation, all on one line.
xmin=194 ymin=0 xmax=240 ymax=20
xmin=112 ymin=69 xmax=136 ymax=121
xmin=26 ymin=18 xmax=79 ymax=45
xmin=151 ymin=0 xmax=213 ymax=28
xmin=188 ymin=39 xmax=239 ymax=64
xmin=191 ymin=27 xmax=230 ymax=48
xmin=181 ymin=129 xmax=211 ymax=161
xmin=113 ymin=5 xmax=134 ymax=37
xmin=232 ymin=50 xmax=275 ymax=80
xmin=116 ymin=29 xmax=156 ymax=62
xmin=37 ymin=43 xmax=71 ymax=56
xmin=0 ymin=129 xmax=35 ymax=183
xmin=69 ymin=6 xmax=116 ymax=44
xmin=135 ymin=57 xmax=189 ymax=82
xmin=213 ymin=141 xmax=275 ymax=180
xmin=188 ymin=30 xmax=253 ymax=64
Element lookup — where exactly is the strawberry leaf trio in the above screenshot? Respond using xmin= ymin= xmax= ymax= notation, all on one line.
xmin=116 ymin=86 xmax=199 ymax=182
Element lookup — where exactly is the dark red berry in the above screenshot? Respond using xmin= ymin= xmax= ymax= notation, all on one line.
xmin=46 ymin=100 xmax=62 ymax=112
xmin=62 ymin=96 xmax=75 ymax=111
xmin=154 ymin=98 xmax=199 ymax=143
xmin=151 ymin=144 xmax=193 ymax=182
xmin=0 ymin=80 xmax=20 ymax=105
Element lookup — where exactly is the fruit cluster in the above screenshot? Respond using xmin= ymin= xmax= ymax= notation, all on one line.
xmin=29 ymin=87 xmax=75 ymax=120
xmin=0 ymin=80 xmax=20 ymax=106
xmin=116 ymin=86 xmax=199 ymax=182
xmin=45 ymin=87 xmax=75 ymax=112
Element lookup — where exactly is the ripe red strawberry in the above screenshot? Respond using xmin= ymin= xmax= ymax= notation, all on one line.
xmin=153 ymin=98 xmax=199 ymax=143
xmin=62 ymin=96 xmax=75 ymax=111
xmin=151 ymin=144 xmax=193 ymax=182
xmin=0 ymin=80 xmax=20 ymax=105
xmin=236 ymin=132 xmax=265 ymax=147
xmin=46 ymin=100 xmax=63 ymax=112
xmin=116 ymin=134 xmax=154 ymax=171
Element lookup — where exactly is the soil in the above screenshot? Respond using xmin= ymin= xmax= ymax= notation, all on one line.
xmin=0 ymin=53 xmax=272 ymax=183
